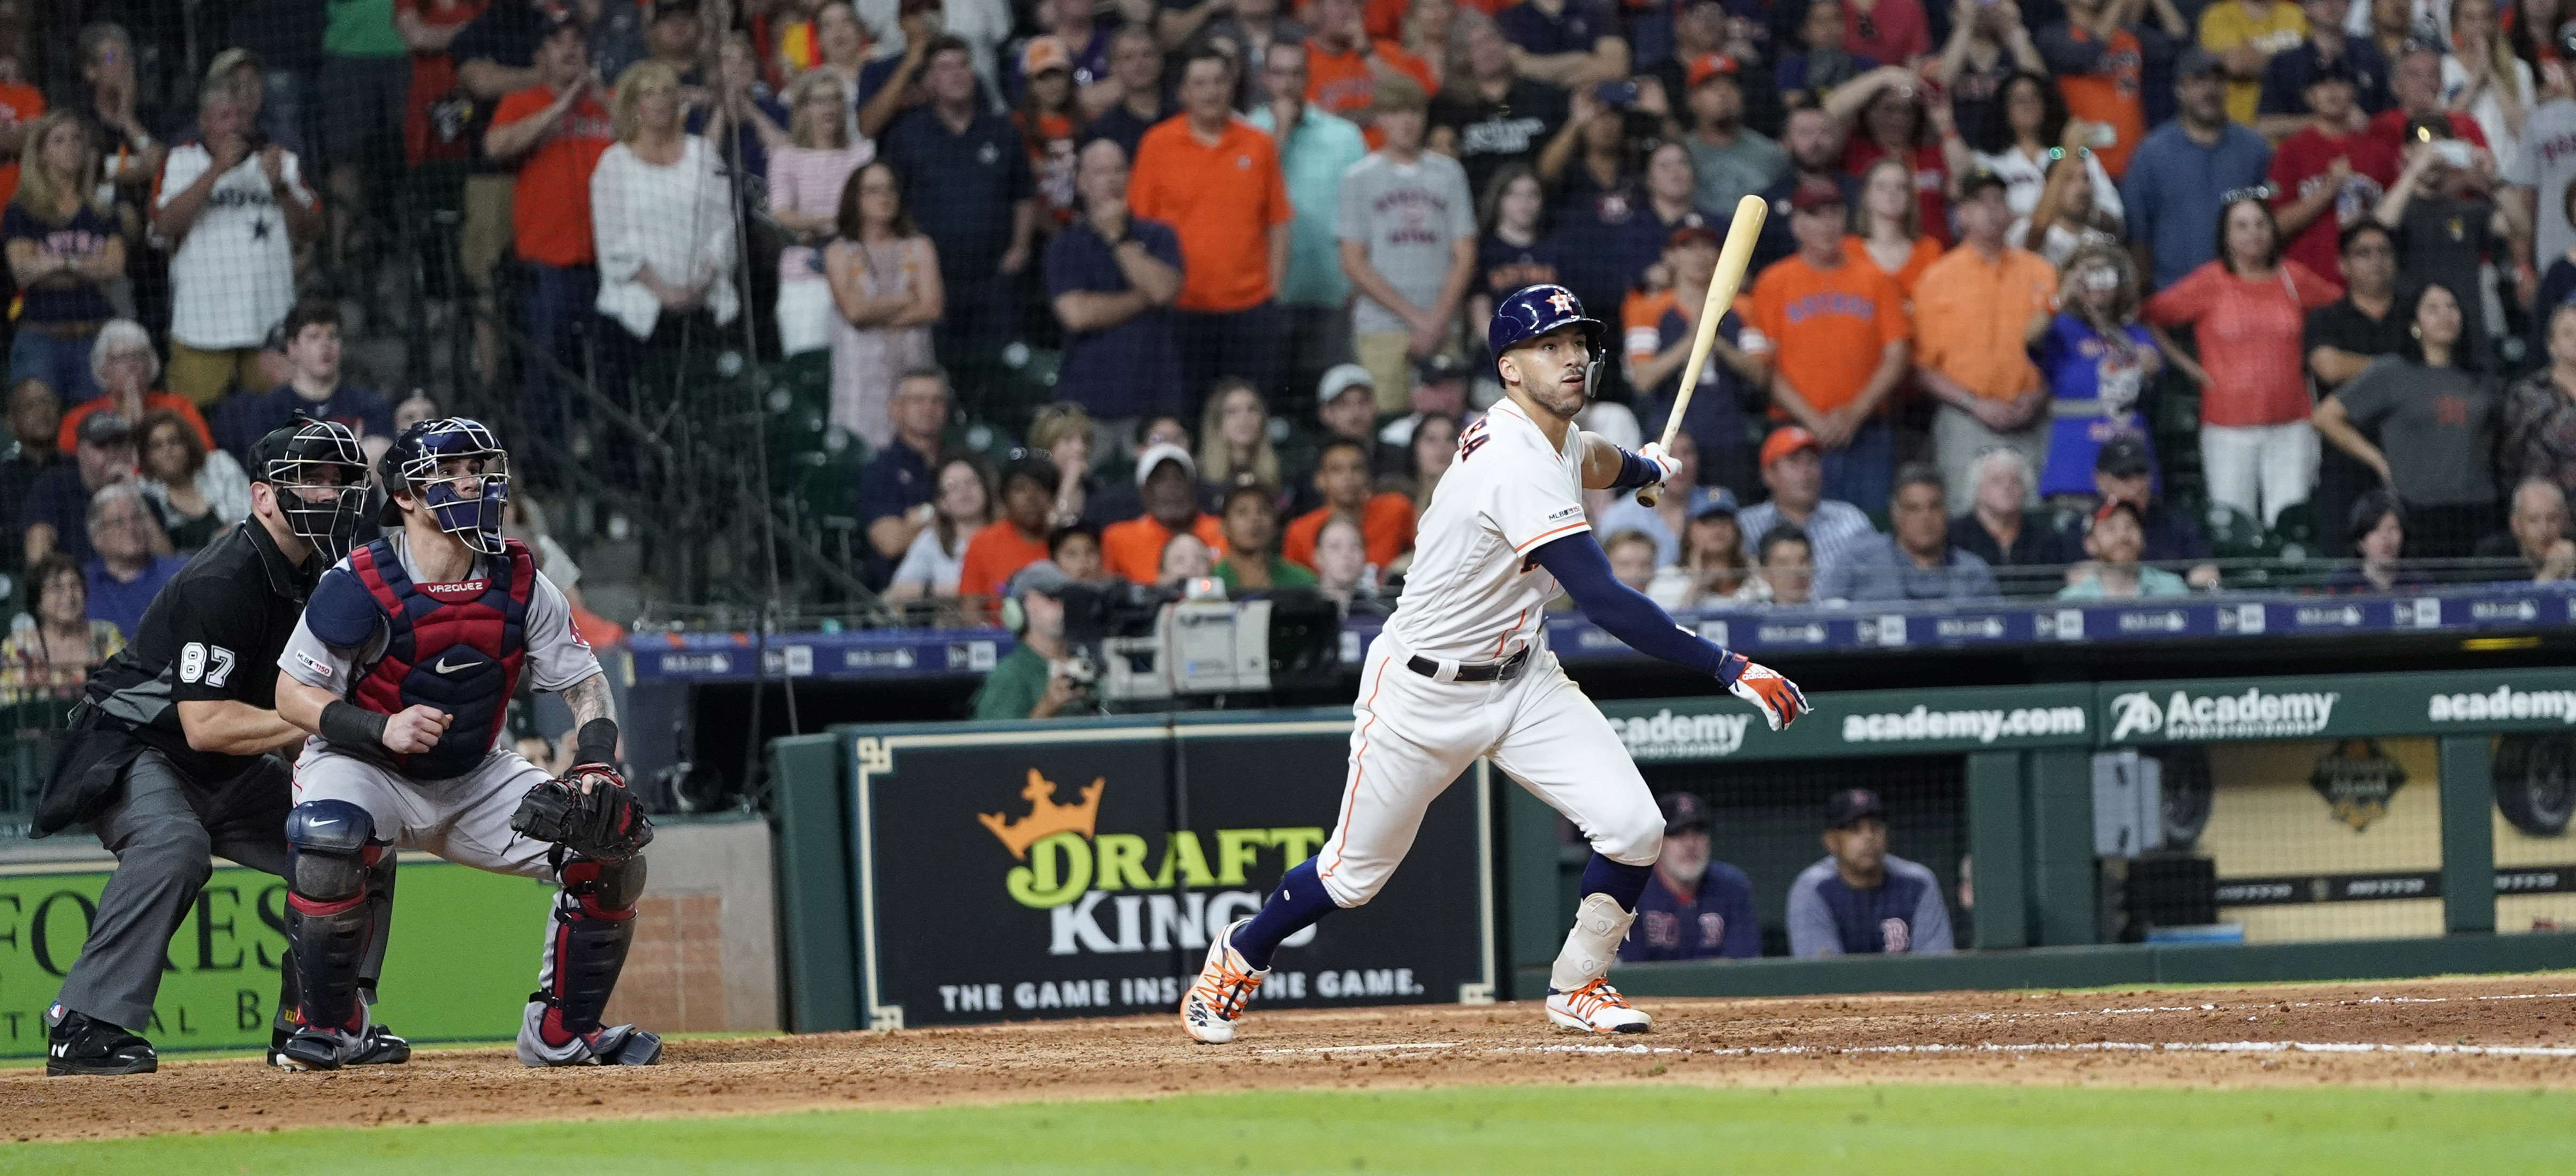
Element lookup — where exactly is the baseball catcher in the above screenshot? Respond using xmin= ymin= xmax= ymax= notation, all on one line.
xmin=271 ymin=418 xmax=659 ymax=1068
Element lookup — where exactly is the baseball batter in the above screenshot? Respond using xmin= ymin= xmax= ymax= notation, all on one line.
xmin=1182 ymin=286 xmax=1811 ymax=1042
xmin=267 ymin=418 xmax=661 ymax=1070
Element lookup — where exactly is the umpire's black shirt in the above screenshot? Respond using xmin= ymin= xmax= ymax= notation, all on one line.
xmin=86 ymin=518 xmax=318 ymax=784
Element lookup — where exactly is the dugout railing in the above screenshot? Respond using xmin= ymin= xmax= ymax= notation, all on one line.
xmin=770 ymin=667 xmax=2576 ymax=1030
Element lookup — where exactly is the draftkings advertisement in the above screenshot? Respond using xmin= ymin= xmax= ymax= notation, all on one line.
xmin=847 ymin=717 xmax=1495 ymax=1028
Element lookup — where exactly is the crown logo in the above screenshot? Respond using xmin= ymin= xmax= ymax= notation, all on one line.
xmin=978 ymin=769 xmax=1105 ymax=859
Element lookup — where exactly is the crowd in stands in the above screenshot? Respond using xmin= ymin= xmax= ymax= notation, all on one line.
xmin=13 ymin=0 xmax=2576 ymax=678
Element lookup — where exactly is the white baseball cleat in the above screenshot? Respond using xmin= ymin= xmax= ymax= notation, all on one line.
xmin=1546 ymin=978 xmax=1652 ymax=1034
xmin=1180 ymin=918 xmax=1268 ymax=1044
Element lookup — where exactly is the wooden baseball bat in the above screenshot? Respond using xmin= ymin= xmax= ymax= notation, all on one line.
xmin=1638 ymin=194 xmax=1768 ymax=507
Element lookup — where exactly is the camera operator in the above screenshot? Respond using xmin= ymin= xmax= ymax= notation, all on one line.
xmin=972 ymin=560 xmax=1096 ymax=720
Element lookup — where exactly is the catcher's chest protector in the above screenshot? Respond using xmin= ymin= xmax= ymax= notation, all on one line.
xmin=346 ymin=538 xmax=536 ymax=779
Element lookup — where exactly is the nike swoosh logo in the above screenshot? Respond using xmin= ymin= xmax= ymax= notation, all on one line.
xmin=433 ymin=656 xmax=479 ymax=675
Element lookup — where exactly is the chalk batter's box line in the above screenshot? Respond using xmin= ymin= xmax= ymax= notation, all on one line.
xmin=1257 ymin=1040 xmax=2576 ymax=1058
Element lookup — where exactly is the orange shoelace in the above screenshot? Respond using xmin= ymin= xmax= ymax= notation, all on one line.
xmin=1194 ymin=956 xmax=1264 ymax=1021
xmin=1558 ymin=978 xmax=1629 ymax=1020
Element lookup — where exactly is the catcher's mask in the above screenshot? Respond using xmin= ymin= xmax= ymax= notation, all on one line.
xmin=383 ymin=417 xmax=511 ymax=555
xmin=251 ymin=418 xmax=370 ymax=562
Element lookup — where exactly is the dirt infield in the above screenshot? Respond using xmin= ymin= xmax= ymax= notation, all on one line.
xmin=9 ymin=974 xmax=2576 ymax=1142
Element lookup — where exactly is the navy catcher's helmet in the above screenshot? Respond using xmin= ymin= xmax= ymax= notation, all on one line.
xmin=1486 ymin=284 xmax=1606 ymax=393
xmin=381 ymin=417 xmax=511 ymax=555
xmin=251 ymin=418 xmax=370 ymax=563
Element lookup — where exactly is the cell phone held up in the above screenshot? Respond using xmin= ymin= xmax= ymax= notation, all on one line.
xmin=1594 ymin=81 xmax=1640 ymax=108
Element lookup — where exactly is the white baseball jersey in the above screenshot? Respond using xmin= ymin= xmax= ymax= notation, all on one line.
xmin=1383 ymin=400 xmax=1591 ymax=664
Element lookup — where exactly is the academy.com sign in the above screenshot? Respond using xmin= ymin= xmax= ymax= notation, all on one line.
xmin=1840 ymin=704 xmax=2086 ymax=745
xmin=2109 ymin=686 xmax=2341 ymax=742
xmin=1616 ymin=708 xmax=1752 ymax=759
xmin=2427 ymin=685 xmax=2576 ymax=724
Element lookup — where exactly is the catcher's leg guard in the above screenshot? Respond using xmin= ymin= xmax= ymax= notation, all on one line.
xmin=282 ymin=800 xmax=381 ymax=1040
xmin=519 ymin=851 xmax=648 ymax=1064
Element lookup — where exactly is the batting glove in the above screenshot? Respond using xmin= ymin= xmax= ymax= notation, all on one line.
xmin=1637 ymin=441 xmax=1681 ymax=486
xmin=1721 ymin=654 xmax=1810 ymax=730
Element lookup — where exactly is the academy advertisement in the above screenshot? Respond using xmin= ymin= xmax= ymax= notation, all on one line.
xmin=1597 ymin=684 xmax=2092 ymax=762
xmin=0 ymin=860 xmax=557 ymax=1058
xmin=848 ymin=720 xmax=1493 ymax=1028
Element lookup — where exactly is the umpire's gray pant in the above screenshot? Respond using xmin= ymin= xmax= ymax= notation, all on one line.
xmin=53 ymin=749 xmax=293 ymax=1034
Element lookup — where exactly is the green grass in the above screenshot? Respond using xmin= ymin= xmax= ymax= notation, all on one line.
xmin=9 ymin=1084 xmax=2574 ymax=1173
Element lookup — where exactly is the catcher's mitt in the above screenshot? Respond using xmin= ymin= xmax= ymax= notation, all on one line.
xmin=511 ymin=765 xmax=654 ymax=860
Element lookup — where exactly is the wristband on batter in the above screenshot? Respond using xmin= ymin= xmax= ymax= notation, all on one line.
xmin=319 ymin=700 xmax=390 ymax=751
xmin=1607 ymin=447 xmax=1661 ymax=491
xmin=574 ymin=718 xmax=621 ymax=767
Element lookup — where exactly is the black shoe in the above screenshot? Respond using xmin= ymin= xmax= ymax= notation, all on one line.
xmin=349 ymin=1025 xmax=412 ymax=1065
xmin=45 ymin=1007 xmax=157 ymax=1076
xmin=596 ymin=1026 xmax=662 ymax=1066
xmin=271 ymin=1027 xmax=348 ymax=1072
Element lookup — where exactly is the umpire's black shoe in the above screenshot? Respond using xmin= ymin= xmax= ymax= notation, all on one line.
xmin=270 ymin=1024 xmax=411 ymax=1068
xmin=44 ymin=1006 xmax=157 ymax=1076
xmin=271 ymin=1026 xmax=349 ymax=1072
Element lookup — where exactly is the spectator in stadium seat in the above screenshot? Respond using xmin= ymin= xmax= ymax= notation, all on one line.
xmin=0 ymin=37 xmax=46 ymax=213
xmin=2256 ymin=0 xmax=2392 ymax=133
xmin=5 ymin=112 xmax=121 ymax=406
xmin=2436 ymin=0 xmax=2529 ymax=174
xmin=1051 ymin=524 xmax=1107 ymax=584
xmin=2038 ymin=0 xmax=2172 ymax=180
xmin=317 ymin=0 xmax=410 ymax=270
xmin=1653 ymin=495 xmax=1748 ymax=607
xmin=2375 ymin=113 xmax=2516 ymax=357
xmin=1734 ymin=427 xmax=1877 ymax=571
xmin=1776 ymin=1 xmax=1879 ymax=100
xmin=2369 ymin=40 xmax=2490 ymax=154
xmin=1380 ymin=352 xmax=1477 ymax=462
xmin=1535 ymin=86 xmax=1647 ymax=323
xmin=1495 ymin=0 xmax=1630 ymax=88
xmin=2059 ymin=436 xmax=2221 ymax=585
xmin=591 ymin=60 xmax=743 ymax=378
xmin=1915 ymin=168 xmax=2057 ymax=507
xmin=1339 ymin=75 xmax=1478 ymax=415
xmin=2475 ymin=477 xmax=2576 ymax=580
xmin=2313 ymin=284 xmax=2502 ymax=560
xmin=1750 ymin=100 xmax=1862 ymax=274
xmin=972 ymin=561 xmax=1094 ymax=720
xmin=2508 ymin=46 xmax=2576 ymax=312
xmin=1016 ymin=38 xmax=1086 ymax=232
xmin=694 ymin=32 xmax=789 ymax=189
xmin=1745 ymin=181 xmax=1909 ymax=509
xmin=1214 ymin=482 xmax=1318 ymax=590
xmin=1831 ymin=66 xmax=1963 ymax=248
xmin=1201 ymin=378 xmax=1287 ymax=492
xmin=80 ymin=482 xmax=186 ymax=640
xmin=2305 ymin=219 xmax=2408 ymax=393
xmin=1966 ymin=73 xmax=2124 ymax=255
xmin=2035 ymin=242 xmax=2158 ymax=498
xmin=481 ymin=18 xmax=613 ymax=437
xmin=1402 ymin=409 xmax=1461 ymax=511
xmin=1158 ymin=530 xmax=1218 ymax=585
xmin=1029 ymin=404 xmax=1104 ymax=530
xmin=1931 ymin=2 xmax=2048 ymax=144
xmin=1311 ymin=514 xmax=1393 ymax=616
xmin=2199 ymin=0 xmax=2309 ymax=127
xmin=1090 ymin=414 xmax=1209 ymax=528
xmin=1681 ymin=52 xmax=1788 ymax=218
xmin=2145 ymin=192 xmax=2341 ymax=530
xmin=154 ymin=77 xmax=318 ymax=407
xmin=879 ymin=36 xmax=1038 ymax=412
xmin=768 ymin=70 xmax=871 ymax=358
xmin=57 ymin=322 xmax=211 ymax=458
xmin=1838 ymin=0 xmax=1931 ymax=65
xmin=1816 ymin=463 xmax=2000 ymax=602
xmin=1302 ymin=0 xmax=1439 ymax=144
xmin=1845 ymin=156 xmax=1942 ymax=296
xmin=135 ymin=409 xmax=251 ymax=555
xmin=857 ymin=368 xmax=954 ymax=587
xmin=1172 ymin=0 xmax=1312 ymax=106
xmin=1621 ymin=792 xmax=1759 ymax=962
xmin=1081 ymin=29 xmax=1171 ymax=166
xmin=0 ymin=554 xmax=124 ymax=706
xmin=451 ymin=0 xmax=560 ymax=377
xmin=22 ymin=412 xmax=136 ymax=567
xmin=958 ymin=454 xmax=1063 ymax=606
xmin=1603 ymin=528 xmax=1662 ymax=593
xmin=2505 ymin=303 xmax=2576 ymax=499
xmin=1294 ymin=364 xmax=1385 ymax=508
xmin=1748 ymin=522 xmax=1817 ymax=605
xmin=1251 ymin=42 xmax=1370 ymax=419
xmin=74 ymin=23 xmax=166 ymax=327
xmin=1285 ymin=436 xmax=1416 ymax=570
xmin=2321 ymin=488 xmax=2433 ymax=591
xmin=1431 ymin=21 xmax=1569 ymax=205
xmin=395 ymin=1 xmax=485 ymax=169
xmin=1788 ymin=788 xmax=1955 ymax=958
xmin=827 ymin=159 xmax=941 ymax=451
xmin=1615 ymin=140 xmax=1724 ymax=315
xmin=1133 ymin=46 xmax=1295 ymax=407
xmin=1049 ymin=138 xmax=1187 ymax=433
xmin=0 ymin=377 xmax=60 ymax=566
xmin=1948 ymin=446 xmax=2076 ymax=594
xmin=1593 ymin=431 xmax=1716 ymax=568
xmin=886 ymin=453 xmax=993 ymax=603
xmin=576 ymin=0 xmax=650 ymax=87
xmin=210 ymin=301 xmax=393 ymax=466
xmin=1103 ymin=443 xmax=1229 ymax=584
xmin=2121 ymin=49 xmax=2274 ymax=289
xmin=2060 ymin=498 xmax=2193 ymax=597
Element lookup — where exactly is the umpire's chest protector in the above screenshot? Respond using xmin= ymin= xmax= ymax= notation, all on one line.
xmin=329 ymin=537 xmax=538 ymax=780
